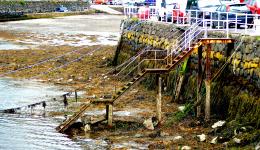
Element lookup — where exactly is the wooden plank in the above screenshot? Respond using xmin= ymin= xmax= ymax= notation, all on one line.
xmin=91 ymin=116 xmax=107 ymax=125
xmin=57 ymin=101 xmax=91 ymax=133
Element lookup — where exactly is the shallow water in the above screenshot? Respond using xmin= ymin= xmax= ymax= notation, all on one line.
xmin=0 ymin=114 xmax=82 ymax=150
xmin=0 ymin=79 xmax=150 ymax=150
xmin=0 ymin=78 xmax=85 ymax=150
xmin=0 ymin=78 xmax=66 ymax=110
xmin=0 ymin=39 xmax=31 ymax=50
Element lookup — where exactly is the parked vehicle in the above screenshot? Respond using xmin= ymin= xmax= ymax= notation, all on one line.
xmin=220 ymin=0 xmax=241 ymax=4
xmin=95 ymin=0 xmax=108 ymax=4
xmin=56 ymin=6 xmax=68 ymax=12
xmin=212 ymin=3 xmax=254 ymax=28
xmin=187 ymin=0 xmax=220 ymax=25
xmin=144 ymin=0 xmax=156 ymax=6
xmin=157 ymin=0 xmax=188 ymax=22
xmin=157 ymin=3 xmax=174 ymax=22
xmin=172 ymin=3 xmax=187 ymax=22
xmin=107 ymin=0 xmax=122 ymax=5
xmin=191 ymin=0 xmax=221 ymax=18
xmin=138 ymin=6 xmax=150 ymax=19
xmin=245 ymin=0 xmax=260 ymax=14
xmin=124 ymin=0 xmax=145 ymax=6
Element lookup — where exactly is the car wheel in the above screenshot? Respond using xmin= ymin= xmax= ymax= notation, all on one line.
xmin=158 ymin=16 xmax=161 ymax=21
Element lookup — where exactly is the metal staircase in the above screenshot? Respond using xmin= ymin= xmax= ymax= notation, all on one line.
xmin=56 ymin=22 xmax=203 ymax=133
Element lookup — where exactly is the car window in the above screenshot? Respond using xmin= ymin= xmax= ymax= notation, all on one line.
xmin=216 ymin=5 xmax=222 ymax=11
xmin=221 ymin=5 xmax=226 ymax=11
xmin=250 ymin=0 xmax=256 ymax=5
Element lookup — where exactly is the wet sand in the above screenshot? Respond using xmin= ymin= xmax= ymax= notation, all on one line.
xmin=0 ymin=14 xmax=123 ymax=50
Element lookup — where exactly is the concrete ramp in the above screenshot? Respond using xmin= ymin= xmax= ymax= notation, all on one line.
xmin=90 ymin=5 xmax=122 ymax=15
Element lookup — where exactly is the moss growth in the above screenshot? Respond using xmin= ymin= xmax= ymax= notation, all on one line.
xmin=166 ymin=103 xmax=194 ymax=126
xmin=19 ymin=0 xmax=25 ymax=6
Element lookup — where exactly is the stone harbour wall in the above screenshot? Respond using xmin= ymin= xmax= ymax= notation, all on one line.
xmin=0 ymin=0 xmax=90 ymax=14
xmin=116 ymin=19 xmax=260 ymax=87
xmin=114 ymin=19 xmax=260 ymax=127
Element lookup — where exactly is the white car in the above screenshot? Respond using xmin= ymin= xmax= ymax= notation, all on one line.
xmin=107 ymin=0 xmax=123 ymax=5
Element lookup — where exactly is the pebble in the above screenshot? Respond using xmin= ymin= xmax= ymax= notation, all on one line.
xmin=143 ymin=118 xmax=154 ymax=130
xmin=160 ymin=131 xmax=169 ymax=137
xmin=134 ymin=134 xmax=142 ymax=138
xmin=233 ymin=137 xmax=241 ymax=144
xmin=181 ymin=146 xmax=191 ymax=150
xmin=197 ymin=134 xmax=206 ymax=142
xmin=84 ymin=124 xmax=91 ymax=132
xmin=212 ymin=120 xmax=226 ymax=129
xmin=173 ymin=135 xmax=183 ymax=140
xmin=178 ymin=106 xmax=185 ymax=112
xmin=210 ymin=136 xmax=218 ymax=144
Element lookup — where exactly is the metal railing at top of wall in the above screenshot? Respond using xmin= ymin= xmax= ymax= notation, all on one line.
xmin=115 ymin=21 xmax=203 ymax=80
xmin=123 ymin=6 xmax=260 ymax=36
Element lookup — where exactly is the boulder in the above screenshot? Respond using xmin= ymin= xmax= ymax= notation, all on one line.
xmin=210 ymin=136 xmax=218 ymax=144
xmin=181 ymin=146 xmax=191 ymax=150
xmin=178 ymin=106 xmax=185 ymax=112
xmin=197 ymin=134 xmax=206 ymax=142
xmin=84 ymin=124 xmax=91 ymax=132
xmin=212 ymin=120 xmax=226 ymax=129
xmin=233 ymin=137 xmax=241 ymax=144
xmin=143 ymin=118 xmax=154 ymax=130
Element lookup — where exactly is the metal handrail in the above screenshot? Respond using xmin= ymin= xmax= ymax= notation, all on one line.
xmin=124 ymin=6 xmax=260 ymax=36
xmin=121 ymin=22 xmax=203 ymax=78
xmin=167 ymin=23 xmax=202 ymax=57
xmin=115 ymin=22 xmax=183 ymax=77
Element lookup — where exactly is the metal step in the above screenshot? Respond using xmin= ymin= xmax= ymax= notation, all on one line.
xmin=145 ymin=68 xmax=169 ymax=73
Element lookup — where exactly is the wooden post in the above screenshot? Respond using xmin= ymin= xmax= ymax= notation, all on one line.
xmin=205 ymin=44 xmax=211 ymax=121
xmin=175 ymin=75 xmax=184 ymax=102
xmin=75 ymin=90 xmax=78 ymax=103
xmin=205 ymin=80 xmax=211 ymax=121
xmin=157 ymin=75 xmax=162 ymax=123
xmin=197 ymin=45 xmax=203 ymax=117
xmin=106 ymin=104 xmax=113 ymax=127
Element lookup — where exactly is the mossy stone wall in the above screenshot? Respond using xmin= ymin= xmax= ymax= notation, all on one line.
xmin=115 ymin=19 xmax=260 ymax=127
